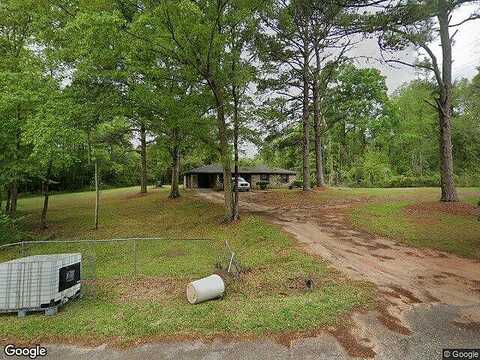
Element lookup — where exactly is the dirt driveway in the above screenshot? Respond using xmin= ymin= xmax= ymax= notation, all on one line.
xmin=194 ymin=189 xmax=480 ymax=359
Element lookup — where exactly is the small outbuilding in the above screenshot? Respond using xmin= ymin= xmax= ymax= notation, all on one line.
xmin=184 ymin=164 xmax=297 ymax=190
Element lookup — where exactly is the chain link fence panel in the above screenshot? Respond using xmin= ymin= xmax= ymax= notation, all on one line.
xmin=0 ymin=237 xmax=225 ymax=305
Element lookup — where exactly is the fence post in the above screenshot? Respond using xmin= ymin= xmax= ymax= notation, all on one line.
xmin=133 ymin=238 xmax=137 ymax=278
xmin=21 ymin=241 xmax=25 ymax=258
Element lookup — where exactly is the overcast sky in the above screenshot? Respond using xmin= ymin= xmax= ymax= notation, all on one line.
xmin=350 ymin=3 xmax=480 ymax=92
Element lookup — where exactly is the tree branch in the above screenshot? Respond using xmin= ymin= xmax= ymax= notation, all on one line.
xmin=424 ymin=99 xmax=439 ymax=111
xmin=449 ymin=14 xmax=480 ymax=27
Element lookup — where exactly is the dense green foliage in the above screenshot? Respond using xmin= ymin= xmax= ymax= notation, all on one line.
xmin=0 ymin=1 xmax=220 ymax=205
xmin=260 ymin=66 xmax=480 ymax=187
xmin=0 ymin=0 xmax=479 ymax=229
xmin=0 ymin=214 xmax=23 ymax=244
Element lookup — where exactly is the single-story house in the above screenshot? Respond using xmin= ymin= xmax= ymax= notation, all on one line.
xmin=184 ymin=164 xmax=297 ymax=190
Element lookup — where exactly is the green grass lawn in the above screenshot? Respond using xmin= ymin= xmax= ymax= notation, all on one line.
xmin=244 ymin=186 xmax=478 ymax=208
xmin=0 ymin=187 xmax=374 ymax=345
xmin=347 ymin=188 xmax=480 ymax=259
xmin=244 ymin=186 xmax=480 ymax=259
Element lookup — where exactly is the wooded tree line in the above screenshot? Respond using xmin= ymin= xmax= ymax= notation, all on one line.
xmin=261 ymin=65 xmax=480 ymax=188
xmin=1 ymin=0 xmax=479 ymax=228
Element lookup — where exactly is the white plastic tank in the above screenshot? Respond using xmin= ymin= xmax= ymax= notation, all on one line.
xmin=186 ymin=274 xmax=225 ymax=304
xmin=0 ymin=253 xmax=82 ymax=312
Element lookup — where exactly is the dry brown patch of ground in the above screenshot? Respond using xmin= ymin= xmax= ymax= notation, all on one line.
xmin=387 ymin=286 xmax=422 ymax=304
xmin=91 ymin=277 xmax=185 ymax=303
xmin=218 ymin=189 xmax=480 ymax=305
xmin=404 ymin=201 xmax=479 ymax=217
xmin=228 ymin=267 xmax=333 ymax=298
xmin=270 ymin=312 xmax=376 ymax=358
xmin=123 ymin=191 xmax=156 ymax=200
xmin=452 ymin=321 xmax=480 ymax=331
xmin=374 ymin=302 xmax=412 ymax=336
xmin=327 ymin=325 xmax=376 ymax=358
xmin=371 ymin=254 xmax=395 ymax=261
xmin=240 ymin=190 xmax=369 ymax=209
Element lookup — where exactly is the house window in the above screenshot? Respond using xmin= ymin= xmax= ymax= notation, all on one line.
xmin=260 ymin=174 xmax=269 ymax=182
xmin=280 ymin=174 xmax=289 ymax=183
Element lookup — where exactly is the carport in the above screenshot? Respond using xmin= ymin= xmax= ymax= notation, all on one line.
xmin=183 ymin=164 xmax=296 ymax=190
xmin=197 ymin=174 xmax=217 ymax=188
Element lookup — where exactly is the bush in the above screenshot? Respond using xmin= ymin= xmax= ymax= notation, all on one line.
xmin=348 ymin=150 xmax=393 ymax=187
xmin=0 ymin=214 xmax=22 ymax=245
xmin=454 ymin=172 xmax=480 ymax=187
xmin=256 ymin=180 xmax=269 ymax=190
xmin=386 ymin=174 xmax=440 ymax=187
xmin=289 ymin=180 xmax=303 ymax=189
xmin=288 ymin=178 xmax=321 ymax=188
xmin=349 ymin=172 xmax=478 ymax=188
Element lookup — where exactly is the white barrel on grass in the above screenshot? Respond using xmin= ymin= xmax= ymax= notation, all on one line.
xmin=186 ymin=274 xmax=225 ymax=304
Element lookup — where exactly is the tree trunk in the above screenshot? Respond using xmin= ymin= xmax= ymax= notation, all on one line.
xmin=140 ymin=123 xmax=148 ymax=194
xmin=438 ymin=109 xmax=457 ymax=201
xmin=94 ymin=159 xmax=100 ymax=230
xmin=87 ymin=131 xmax=92 ymax=165
xmin=313 ymin=113 xmax=325 ymax=187
xmin=41 ymin=160 xmax=53 ymax=229
xmin=9 ymin=123 xmax=20 ymax=216
xmin=5 ymin=186 xmax=11 ymax=214
xmin=312 ymin=48 xmax=325 ymax=188
xmin=328 ymin=140 xmax=335 ymax=185
xmin=169 ymin=131 xmax=181 ymax=199
xmin=339 ymin=121 xmax=347 ymax=184
xmin=10 ymin=181 xmax=18 ymax=216
xmin=232 ymin=61 xmax=240 ymax=221
xmin=209 ymin=79 xmax=233 ymax=222
xmin=232 ymin=95 xmax=240 ymax=221
xmin=437 ymin=2 xmax=458 ymax=202
xmin=302 ymin=52 xmax=311 ymax=191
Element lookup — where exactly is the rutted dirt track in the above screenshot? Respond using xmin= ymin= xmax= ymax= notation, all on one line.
xmin=197 ymin=190 xmax=480 ymax=306
xmin=194 ymin=190 xmax=480 ymax=359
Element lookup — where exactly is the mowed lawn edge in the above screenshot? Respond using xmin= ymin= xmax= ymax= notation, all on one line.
xmin=348 ymin=189 xmax=480 ymax=259
xmin=240 ymin=186 xmax=479 ymax=260
xmin=0 ymin=187 xmax=375 ymax=345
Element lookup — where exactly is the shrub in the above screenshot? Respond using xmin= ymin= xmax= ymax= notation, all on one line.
xmin=348 ymin=150 xmax=393 ymax=187
xmin=386 ymin=174 xmax=440 ymax=187
xmin=454 ymin=172 xmax=480 ymax=187
xmin=289 ymin=180 xmax=303 ymax=189
xmin=256 ymin=181 xmax=269 ymax=190
xmin=0 ymin=214 xmax=23 ymax=245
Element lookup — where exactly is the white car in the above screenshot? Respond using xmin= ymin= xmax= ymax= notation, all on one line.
xmin=232 ymin=177 xmax=251 ymax=192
